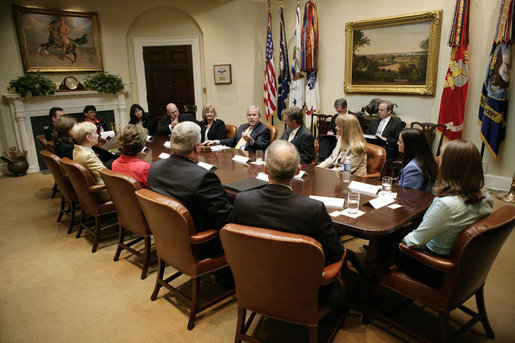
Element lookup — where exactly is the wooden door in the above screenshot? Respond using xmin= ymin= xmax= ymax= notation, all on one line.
xmin=143 ymin=45 xmax=196 ymax=119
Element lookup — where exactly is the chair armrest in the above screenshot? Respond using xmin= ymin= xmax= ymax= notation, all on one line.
xmin=399 ymin=243 xmax=456 ymax=273
xmin=361 ymin=172 xmax=380 ymax=179
xmin=321 ymin=250 xmax=347 ymax=285
xmin=190 ymin=229 xmax=219 ymax=244
xmin=89 ymin=184 xmax=106 ymax=193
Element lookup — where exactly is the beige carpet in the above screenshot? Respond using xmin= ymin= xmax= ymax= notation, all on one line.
xmin=0 ymin=172 xmax=513 ymax=342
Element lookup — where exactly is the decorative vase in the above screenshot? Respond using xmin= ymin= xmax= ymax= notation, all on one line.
xmin=7 ymin=156 xmax=29 ymax=176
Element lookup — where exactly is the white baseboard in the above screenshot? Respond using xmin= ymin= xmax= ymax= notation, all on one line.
xmin=485 ymin=174 xmax=512 ymax=192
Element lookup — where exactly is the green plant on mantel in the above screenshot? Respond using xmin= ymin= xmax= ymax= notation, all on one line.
xmin=7 ymin=72 xmax=57 ymax=97
xmin=84 ymin=72 xmax=125 ymax=94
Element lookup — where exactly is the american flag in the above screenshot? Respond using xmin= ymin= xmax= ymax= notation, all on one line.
xmin=264 ymin=8 xmax=277 ymax=122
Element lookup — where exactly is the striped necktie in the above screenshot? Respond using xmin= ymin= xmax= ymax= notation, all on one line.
xmin=235 ymin=126 xmax=252 ymax=150
xmin=288 ymin=129 xmax=296 ymax=142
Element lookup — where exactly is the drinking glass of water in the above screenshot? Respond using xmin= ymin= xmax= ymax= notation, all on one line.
xmin=381 ymin=176 xmax=393 ymax=196
xmin=255 ymin=150 xmax=264 ymax=164
xmin=347 ymin=192 xmax=360 ymax=214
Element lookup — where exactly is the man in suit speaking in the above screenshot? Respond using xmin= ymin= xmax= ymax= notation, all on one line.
xmin=148 ymin=121 xmax=233 ymax=257
xmin=366 ymin=100 xmax=405 ymax=160
xmin=203 ymin=105 xmax=270 ymax=152
xmin=280 ymin=106 xmax=314 ymax=164
xmin=156 ymin=102 xmax=199 ymax=135
xmin=232 ymin=140 xmax=345 ymax=307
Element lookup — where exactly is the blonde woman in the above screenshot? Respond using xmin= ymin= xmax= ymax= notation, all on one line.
xmin=73 ymin=121 xmax=109 ymax=200
xmin=201 ymin=104 xmax=226 ymax=142
xmin=317 ymin=114 xmax=367 ymax=176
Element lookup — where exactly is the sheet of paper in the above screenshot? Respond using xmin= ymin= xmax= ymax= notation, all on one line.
xmin=363 ymin=134 xmax=377 ymax=140
xmin=232 ymin=155 xmax=250 ymax=163
xmin=388 ymin=203 xmax=403 ymax=209
xmin=369 ymin=196 xmax=395 ymax=209
xmin=339 ymin=209 xmax=366 ymax=219
xmin=309 ymin=195 xmax=345 ymax=208
xmin=210 ymin=145 xmax=229 ymax=152
xmin=294 ymin=170 xmax=306 ymax=180
xmin=330 ymin=210 xmax=342 ymax=217
xmin=348 ymin=181 xmax=381 ymax=197
xmin=256 ymin=172 xmax=269 ymax=182
xmin=163 ymin=141 xmax=171 ymax=148
xmin=146 ymin=135 xmax=153 ymax=142
xmin=158 ymin=152 xmax=170 ymax=159
xmin=197 ymin=161 xmax=214 ymax=170
xmin=100 ymin=130 xmax=115 ymax=140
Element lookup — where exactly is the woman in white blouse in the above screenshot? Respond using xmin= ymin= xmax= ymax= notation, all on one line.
xmin=317 ymin=114 xmax=367 ymax=176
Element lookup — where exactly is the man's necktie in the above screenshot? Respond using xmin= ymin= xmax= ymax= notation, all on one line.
xmin=235 ymin=126 xmax=252 ymax=150
xmin=288 ymin=130 xmax=296 ymax=142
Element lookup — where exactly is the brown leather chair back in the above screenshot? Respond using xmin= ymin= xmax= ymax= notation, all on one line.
xmin=135 ymin=189 xmax=198 ymax=276
xmin=266 ymin=124 xmax=279 ymax=143
xmin=40 ymin=150 xmax=77 ymax=203
xmin=100 ymin=169 xmax=149 ymax=237
xmin=443 ymin=206 xmax=515 ymax=309
xmin=220 ymin=224 xmax=325 ymax=326
xmin=366 ymin=143 xmax=386 ymax=175
xmin=410 ymin=122 xmax=447 ymax=156
xmin=225 ymin=124 xmax=237 ymax=139
xmin=61 ymin=157 xmax=103 ymax=214
xmin=36 ymin=134 xmax=49 ymax=151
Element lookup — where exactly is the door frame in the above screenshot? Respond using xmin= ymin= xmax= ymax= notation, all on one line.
xmin=133 ymin=36 xmax=202 ymax=118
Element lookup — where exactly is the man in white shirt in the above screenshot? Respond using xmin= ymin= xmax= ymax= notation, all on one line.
xmin=366 ymin=101 xmax=405 ymax=160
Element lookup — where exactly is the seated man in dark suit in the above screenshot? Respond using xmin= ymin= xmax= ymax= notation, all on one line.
xmin=155 ymin=102 xmax=199 ymax=135
xmin=203 ymin=105 xmax=270 ymax=152
xmin=148 ymin=121 xmax=233 ymax=257
xmin=44 ymin=107 xmax=65 ymax=141
xmin=280 ymin=107 xmax=314 ymax=164
xmin=233 ymin=140 xmax=345 ymax=308
xmin=317 ymin=98 xmax=352 ymax=163
xmin=366 ymin=100 xmax=406 ymax=161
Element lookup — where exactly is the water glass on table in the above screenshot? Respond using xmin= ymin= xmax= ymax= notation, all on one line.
xmin=347 ymin=192 xmax=360 ymax=214
xmin=255 ymin=150 xmax=264 ymax=164
xmin=381 ymin=176 xmax=393 ymax=196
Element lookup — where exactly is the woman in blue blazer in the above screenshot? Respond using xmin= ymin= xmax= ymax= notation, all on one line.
xmin=397 ymin=128 xmax=438 ymax=193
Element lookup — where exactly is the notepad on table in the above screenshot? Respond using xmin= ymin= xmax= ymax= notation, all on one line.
xmin=348 ymin=181 xmax=381 ymax=197
xmin=158 ymin=152 xmax=170 ymax=159
xmin=197 ymin=161 xmax=214 ymax=170
xmin=232 ymin=155 xmax=250 ymax=163
xmin=224 ymin=178 xmax=268 ymax=192
xmin=309 ymin=195 xmax=345 ymax=208
xmin=100 ymin=130 xmax=115 ymax=140
xmin=163 ymin=141 xmax=171 ymax=148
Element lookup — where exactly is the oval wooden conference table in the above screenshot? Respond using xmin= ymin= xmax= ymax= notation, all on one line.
xmin=109 ymin=134 xmax=434 ymax=277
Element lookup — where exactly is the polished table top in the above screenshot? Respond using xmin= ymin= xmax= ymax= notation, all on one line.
xmin=113 ymin=135 xmax=434 ymax=238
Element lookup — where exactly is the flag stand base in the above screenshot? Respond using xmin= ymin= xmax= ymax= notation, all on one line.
xmin=496 ymin=174 xmax=515 ymax=203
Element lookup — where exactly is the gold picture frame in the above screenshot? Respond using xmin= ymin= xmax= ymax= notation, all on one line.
xmin=344 ymin=10 xmax=442 ymax=96
xmin=13 ymin=5 xmax=103 ymax=72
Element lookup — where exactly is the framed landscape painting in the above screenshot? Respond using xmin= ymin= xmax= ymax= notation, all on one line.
xmin=13 ymin=6 xmax=103 ymax=72
xmin=344 ymin=10 xmax=442 ymax=96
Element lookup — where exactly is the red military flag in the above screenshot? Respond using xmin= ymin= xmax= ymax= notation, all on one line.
xmin=437 ymin=0 xmax=470 ymax=140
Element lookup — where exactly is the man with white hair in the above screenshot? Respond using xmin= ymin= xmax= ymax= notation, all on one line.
xmin=232 ymin=140 xmax=344 ymax=307
xmin=203 ymin=105 xmax=270 ymax=152
xmin=148 ymin=121 xmax=233 ymax=256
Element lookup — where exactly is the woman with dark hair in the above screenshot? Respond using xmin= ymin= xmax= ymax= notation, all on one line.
xmin=83 ymin=105 xmax=105 ymax=134
xmin=403 ymin=139 xmax=493 ymax=256
xmin=397 ymin=128 xmax=438 ymax=193
xmin=201 ymin=104 xmax=226 ymax=142
xmin=399 ymin=140 xmax=493 ymax=286
xmin=111 ymin=124 xmax=151 ymax=188
xmin=129 ymin=104 xmax=155 ymax=133
xmin=53 ymin=115 xmax=77 ymax=160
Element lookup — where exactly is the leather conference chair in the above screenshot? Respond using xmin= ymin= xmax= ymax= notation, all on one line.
xmin=99 ymin=169 xmax=152 ymax=279
xmin=225 ymin=124 xmax=237 ymax=139
xmin=135 ymin=189 xmax=235 ymax=330
xmin=311 ymin=140 xmax=320 ymax=165
xmin=220 ymin=224 xmax=347 ymax=343
xmin=371 ymin=206 xmax=515 ymax=342
xmin=37 ymin=134 xmax=58 ymax=198
xmin=60 ymin=158 xmax=117 ymax=253
xmin=266 ymin=124 xmax=279 ymax=143
xmin=40 ymin=150 xmax=79 ymax=234
xmin=361 ymin=143 xmax=386 ymax=179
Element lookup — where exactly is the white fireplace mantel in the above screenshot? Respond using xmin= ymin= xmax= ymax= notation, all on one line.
xmin=2 ymin=90 xmax=128 ymax=173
